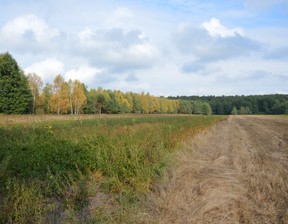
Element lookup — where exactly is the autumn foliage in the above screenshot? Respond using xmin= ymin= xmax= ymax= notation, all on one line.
xmin=25 ymin=73 xmax=209 ymax=115
xmin=1 ymin=52 xmax=212 ymax=115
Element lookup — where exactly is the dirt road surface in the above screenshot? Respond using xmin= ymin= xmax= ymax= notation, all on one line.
xmin=149 ymin=116 xmax=288 ymax=224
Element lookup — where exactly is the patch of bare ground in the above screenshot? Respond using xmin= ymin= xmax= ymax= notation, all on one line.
xmin=148 ymin=116 xmax=288 ymax=224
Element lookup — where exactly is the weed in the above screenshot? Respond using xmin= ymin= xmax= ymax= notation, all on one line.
xmin=0 ymin=179 xmax=44 ymax=224
xmin=0 ymin=115 xmax=226 ymax=223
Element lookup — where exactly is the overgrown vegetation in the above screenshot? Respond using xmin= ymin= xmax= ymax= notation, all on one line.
xmin=0 ymin=115 xmax=225 ymax=223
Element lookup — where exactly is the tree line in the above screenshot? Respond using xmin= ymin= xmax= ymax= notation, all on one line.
xmin=2 ymin=52 xmax=287 ymax=116
xmin=169 ymin=94 xmax=288 ymax=115
xmin=0 ymin=52 xmax=212 ymax=115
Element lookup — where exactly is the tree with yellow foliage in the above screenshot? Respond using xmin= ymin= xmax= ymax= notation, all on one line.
xmin=139 ymin=92 xmax=149 ymax=114
xmin=50 ymin=75 xmax=70 ymax=114
xmin=167 ymin=100 xmax=175 ymax=113
xmin=124 ymin=92 xmax=134 ymax=112
xmin=71 ymin=80 xmax=87 ymax=114
xmin=114 ymin=90 xmax=131 ymax=113
xmin=149 ymin=96 xmax=159 ymax=113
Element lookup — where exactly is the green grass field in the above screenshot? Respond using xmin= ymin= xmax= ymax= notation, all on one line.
xmin=0 ymin=115 xmax=226 ymax=223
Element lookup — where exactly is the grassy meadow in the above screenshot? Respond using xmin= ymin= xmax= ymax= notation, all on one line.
xmin=0 ymin=115 xmax=226 ymax=223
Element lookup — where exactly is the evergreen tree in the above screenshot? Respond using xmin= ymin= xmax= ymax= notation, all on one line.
xmin=168 ymin=94 xmax=288 ymax=115
xmin=104 ymin=91 xmax=120 ymax=114
xmin=96 ymin=93 xmax=106 ymax=114
xmin=0 ymin=52 xmax=32 ymax=114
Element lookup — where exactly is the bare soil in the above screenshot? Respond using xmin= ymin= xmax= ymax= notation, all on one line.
xmin=149 ymin=116 xmax=288 ymax=224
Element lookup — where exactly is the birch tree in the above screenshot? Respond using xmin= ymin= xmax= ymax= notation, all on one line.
xmin=50 ymin=75 xmax=70 ymax=114
xmin=27 ymin=73 xmax=43 ymax=114
xmin=71 ymin=80 xmax=86 ymax=114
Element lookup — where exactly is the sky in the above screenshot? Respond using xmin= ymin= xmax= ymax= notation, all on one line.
xmin=0 ymin=0 xmax=288 ymax=96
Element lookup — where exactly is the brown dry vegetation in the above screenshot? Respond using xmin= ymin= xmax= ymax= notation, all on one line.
xmin=0 ymin=113 xmax=189 ymax=125
xmin=148 ymin=116 xmax=288 ymax=224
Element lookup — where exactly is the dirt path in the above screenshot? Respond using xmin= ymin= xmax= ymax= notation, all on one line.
xmin=149 ymin=116 xmax=288 ymax=224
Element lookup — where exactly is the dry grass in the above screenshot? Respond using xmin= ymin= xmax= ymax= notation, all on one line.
xmin=0 ymin=114 xmax=224 ymax=223
xmin=0 ymin=113 xmax=191 ymax=125
xmin=147 ymin=116 xmax=288 ymax=223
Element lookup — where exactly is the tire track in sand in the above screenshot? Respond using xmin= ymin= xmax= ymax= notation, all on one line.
xmin=149 ymin=116 xmax=288 ymax=224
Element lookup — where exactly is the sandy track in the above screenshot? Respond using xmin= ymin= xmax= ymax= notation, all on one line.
xmin=149 ymin=116 xmax=288 ymax=224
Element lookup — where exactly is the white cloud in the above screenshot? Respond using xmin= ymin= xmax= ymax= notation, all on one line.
xmin=75 ymin=28 xmax=159 ymax=72
xmin=105 ymin=7 xmax=134 ymax=27
xmin=2 ymin=14 xmax=59 ymax=42
xmin=264 ymin=46 xmax=288 ymax=60
xmin=78 ymin=28 xmax=94 ymax=43
xmin=118 ymin=81 xmax=151 ymax=92
xmin=202 ymin=18 xmax=244 ymax=37
xmin=173 ymin=18 xmax=261 ymax=73
xmin=64 ymin=66 xmax=103 ymax=84
xmin=25 ymin=58 xmax=64 ymax=83
xmin=1 ymin=1 xmax=287 ymax=96
xmin=113 ymin=7 xmax=134 ymax=18
xmin=123 ymin=43 xmax=157 ymax=58
xmin=0 ymin=14 xmax=60 ymax=53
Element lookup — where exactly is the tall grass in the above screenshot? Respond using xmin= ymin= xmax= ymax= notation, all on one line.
xmin=0 ymin=115 xmax=225 ymax=223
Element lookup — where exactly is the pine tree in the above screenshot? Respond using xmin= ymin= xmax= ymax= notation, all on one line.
xmin=0 ymin=52 xmax=32 ymax=114
xmin=96 ymin=93 xmax=106 ymax=114
xmin=104 ymin=91 xmax=120 ymax=114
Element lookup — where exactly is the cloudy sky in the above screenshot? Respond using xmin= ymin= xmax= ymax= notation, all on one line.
xmin=1 ymin=0 xmax=288 ymax=96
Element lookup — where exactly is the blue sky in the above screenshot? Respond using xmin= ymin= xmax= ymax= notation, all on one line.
xmin=0 ymin=0 xmax=287 ymax=96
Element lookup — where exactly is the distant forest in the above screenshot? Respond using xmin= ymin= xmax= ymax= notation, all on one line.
xmin=0 ymin=52 xmax=212 ymax=115
xmin=1 ymin=52 xmax=287 ymax=115
xmin=169 ymin=95 xmax=288 ymax=115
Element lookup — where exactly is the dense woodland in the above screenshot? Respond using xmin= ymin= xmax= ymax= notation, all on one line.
xmin=1 ymin=52 xmax=287 ymax=115
xmin=0 ymin=52 xmax=212 ymax=115
xmin=169 ymin=95 xmax=288 ymax=115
